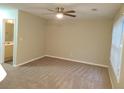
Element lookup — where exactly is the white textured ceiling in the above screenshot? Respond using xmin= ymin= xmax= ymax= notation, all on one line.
xmin=4 ymin=3 xmax=122 ymax=20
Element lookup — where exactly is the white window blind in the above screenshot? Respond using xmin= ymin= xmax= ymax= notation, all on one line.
xmin=111 ymin=16 xmax=124 ymax=82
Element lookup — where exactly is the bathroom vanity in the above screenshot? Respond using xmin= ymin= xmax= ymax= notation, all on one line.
xmin=4 ymin=41 xmax=13 ymax=62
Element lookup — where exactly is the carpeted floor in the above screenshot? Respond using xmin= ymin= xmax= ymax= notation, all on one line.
xmin=0 ymin=57 xmax=111 ymax=89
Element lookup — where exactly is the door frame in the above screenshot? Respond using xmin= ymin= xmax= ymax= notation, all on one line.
xmin=0 ymin=19 xmax=17 ymax=66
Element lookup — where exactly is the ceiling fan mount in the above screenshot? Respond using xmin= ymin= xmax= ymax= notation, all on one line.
xmin=56 ymin=7 xmax=64 ymax=12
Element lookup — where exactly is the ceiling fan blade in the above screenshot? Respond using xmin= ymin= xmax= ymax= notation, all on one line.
xmin=64 ymin=10 xmax=76 ymax=13
xmin=64 ymin=13 xmax=76 ymax=17
xmin=47 ymin=9 xmax=56 ymax=12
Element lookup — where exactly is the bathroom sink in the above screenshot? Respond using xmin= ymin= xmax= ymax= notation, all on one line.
xmin=7 ymin=42 xmax=10 ymax=44
xmin=5 ymin=41 xmax=13 ymax=46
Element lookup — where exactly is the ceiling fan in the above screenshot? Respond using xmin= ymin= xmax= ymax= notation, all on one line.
xmin=47 ymin=7 xmax=76 ymax=19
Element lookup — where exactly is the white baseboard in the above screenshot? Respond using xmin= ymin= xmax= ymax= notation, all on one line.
xmin=13 ymin=55 xmax=45 ymax=67
xmin=45 ymin=55 xmax=108 ymax=68
xmin=13 ymin=54 xmax=108 ymax=68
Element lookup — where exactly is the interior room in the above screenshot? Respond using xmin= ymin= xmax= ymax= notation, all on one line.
xmin=0 ymin=3 xmax=124 ymax=89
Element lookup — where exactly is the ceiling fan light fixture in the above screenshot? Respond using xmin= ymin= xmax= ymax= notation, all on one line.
xmin=56 ymin=13 xmax=63 ymax=19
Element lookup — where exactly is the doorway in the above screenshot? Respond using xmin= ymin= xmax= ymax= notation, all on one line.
xmin=1 ymin=19 xmax=16 ymax=66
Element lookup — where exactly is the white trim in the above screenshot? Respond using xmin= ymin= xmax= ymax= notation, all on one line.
xmin=0 ymin=19 xmax=6 ymax=64
xmin=45 ymin=55 xmax=108 ymax=68
xmin=13 ymin=11 xmax=19 ymax=66
xmin=13 ymin=54 xmax=108 ymax=68
xmin=14 ymin=55 xmax=108 ymax=68
xmin=108 ymin=68 xmax=114 ymax=89
xmin=13 ymin=55 xmax=45 ymax=67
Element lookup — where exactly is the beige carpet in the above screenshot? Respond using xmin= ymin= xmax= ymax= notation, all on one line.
xmin=0 ymin=57 xmax=111 ymax=89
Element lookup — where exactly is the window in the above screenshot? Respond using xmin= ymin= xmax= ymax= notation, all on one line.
xmin=111 ymin=16 xmax=124 ymax=82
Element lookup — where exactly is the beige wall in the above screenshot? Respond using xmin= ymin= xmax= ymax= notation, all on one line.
xmin=16 ymin=11 xmax=47 ymax=65
xmin=45 ymin=19 xmax=112 ymax=66
xmin=109 ymin=5 xmax=124 ymax=88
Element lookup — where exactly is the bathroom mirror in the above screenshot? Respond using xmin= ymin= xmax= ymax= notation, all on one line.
xmin=5 ymin=20 xmax=14 ymax=41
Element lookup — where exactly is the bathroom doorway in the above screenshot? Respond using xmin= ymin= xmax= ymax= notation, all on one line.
xmin=4 ymin=20 xmax=14 ymax=64
xmin=2 ymin=19 xmax=15 ymax=65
